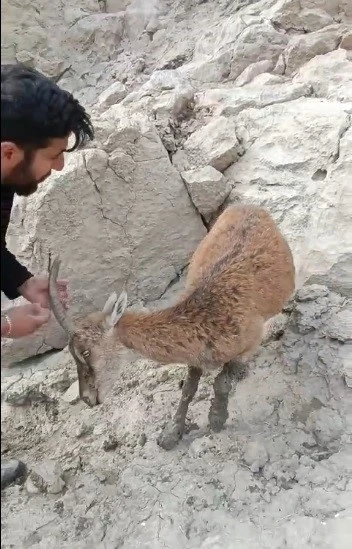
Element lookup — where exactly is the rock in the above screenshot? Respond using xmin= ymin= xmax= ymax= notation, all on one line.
xmin=4 ymin=113 xmax=206 ymax=363
xmin=181 ymin=166 xmax=231 ymax=217
xmin=61 ymin=380 xmax=80 ymax=405
xmin=324 ymin=309 xmax=352 ymax=342
xmin=175 ymin=116 xmax=243 ymax=172
xmin=124 ymin=0 xmax=159 ymax=41
xmin=152 ymin=89 xmax=194 ymax=120
xmin=306 ymin=408 xmax=345 ymax=446
xmin=294 ymin=49 xmax=352 ymax=101
xmin=97 ymin=81 xmax=127 ymax=110
xmin=1 ymin=460 xmax=26 ymax=490
xmin=178 ymin=51 xmax=233 ymax=84
xmin=339 ymin=344 xmax=352 ymax=388
xmin=268 ymin=1 xmax=334 ymax=33
xmin=296 ymin=285 xmax=329 ymax=302
xmin=102 ymin=435 xmax=119 ymax=451
xmin=340 ymin=31 xmax=352 ymax=50
xmin=2 ymin=348 xmax=77 ymax=404
xmin=282 ymin=25 xmax=345 ymax=76
xmin=106 ymin=0 xmax=130 ymax=11
xmin=243 ymin=441 xmax=268 ymax=472
xmin=235 ymin=60 xmax=274 ymax=87
xmin=226 ymin=99 xmax=351 ymax=296
xmin=230 ymin=22 xmax=288 ymax=80
xmin=195 ymin=75 xmax=311 ymax=117
xmin=65 ymin=13 xmax=125 ymax=60
xmin=28 ymin=460 xmax=66 ymax=494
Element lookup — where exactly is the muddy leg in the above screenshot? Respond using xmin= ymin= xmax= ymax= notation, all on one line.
xmin=157 ymin=367 xmax=202 ymax=451
xmin=208 ymin=363 xmax=233 ymax=432
xmin=208 ymin=359 xmax=248 ymax=432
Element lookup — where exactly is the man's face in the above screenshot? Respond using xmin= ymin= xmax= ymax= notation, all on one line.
xmin=1 ymin=136 xmax=69 ymax=196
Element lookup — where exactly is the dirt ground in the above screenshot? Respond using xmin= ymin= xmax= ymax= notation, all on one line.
xmin=1 ymin=284 xmax=352 ymax=548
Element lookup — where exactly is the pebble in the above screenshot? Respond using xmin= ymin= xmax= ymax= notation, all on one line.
xmin=61 ymin=381 xmax=80 ymax=405
xmin=102 ymin=435 xmax=119 ymax=452
xmin=243 ymin=441 xmax=268 ymax=472
xmin=27 ymin=460 xmax=66 ymax=494
xmin=306 ymin=408 xmax=345 ymax=446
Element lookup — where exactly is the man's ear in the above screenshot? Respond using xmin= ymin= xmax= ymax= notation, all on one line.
xmin=1 ymin=142 xmax=23 ymax=165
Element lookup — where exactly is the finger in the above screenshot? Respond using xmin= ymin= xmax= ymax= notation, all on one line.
xmin=31 ymin=308 xmax=51 ymax=325
xmin=31 ymin=303 xmax=45 ymax=314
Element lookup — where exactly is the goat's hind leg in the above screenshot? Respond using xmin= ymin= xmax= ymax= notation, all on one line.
xmin=157 ymin=366 xmax=201 ymax=451
xmin=208 ymin=360 xmax=246 ymax=433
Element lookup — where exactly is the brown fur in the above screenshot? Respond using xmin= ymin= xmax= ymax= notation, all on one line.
xmin=111 ymin=205 xmax=295 ymax=369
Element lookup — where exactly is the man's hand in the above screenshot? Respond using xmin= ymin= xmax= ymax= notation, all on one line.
xmin=1 ymin=303 xmax=50 ymax=339
xmin=18 ymin=276 xmax=68 ymax=309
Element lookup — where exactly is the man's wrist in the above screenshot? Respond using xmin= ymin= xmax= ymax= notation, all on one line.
xmin=1 ymin=313 xmax=12 ymax=338
xmin=18 ymin=274 xmax=35 ymax=295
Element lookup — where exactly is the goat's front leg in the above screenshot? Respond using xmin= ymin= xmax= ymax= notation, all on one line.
xmin=208 ymin=359 xmax=246 ymax=432
xmin=157 ymin=366 xmax=202 ymax=451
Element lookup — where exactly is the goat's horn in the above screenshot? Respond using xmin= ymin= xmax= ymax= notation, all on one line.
xmin=48 ymin=257 xmax=74 ymax=335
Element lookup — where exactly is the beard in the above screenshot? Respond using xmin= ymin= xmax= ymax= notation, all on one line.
xmin=1 ymin=152 xmax=50 ymax=196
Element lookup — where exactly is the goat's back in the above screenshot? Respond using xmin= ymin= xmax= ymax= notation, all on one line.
xmin=186 ymin=204 xmax=295 ymax=318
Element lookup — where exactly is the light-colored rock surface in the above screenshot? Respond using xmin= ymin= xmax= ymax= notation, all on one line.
xmin=226 ymin=99 xmax=352 ymax=295
xmin=181 ymin=166 xmax=231 ymax=217
xmin=294 ymin=48 xmax=352 ymax=101
xmin=1 ymin=0 xmax=352 ymax=547
xmin=3 ymin=114 xmax=206 ymax=364
xmin=173 ymin=116 xmax=243 ymax=172
xmin=26 ymin=459 xmax=66 ymax=494
xmin=96 ymin=81 xmax=127 ymax=110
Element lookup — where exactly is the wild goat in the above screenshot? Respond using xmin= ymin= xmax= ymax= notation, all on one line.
xmin=49 ymin=204 xmax=295 ymax=450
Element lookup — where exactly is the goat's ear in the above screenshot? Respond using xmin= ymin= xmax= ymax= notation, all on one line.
xmin=107 ymin=291 xmax=128 ymax=327
xmin=102 ymin=292 xmax=118 ymax=316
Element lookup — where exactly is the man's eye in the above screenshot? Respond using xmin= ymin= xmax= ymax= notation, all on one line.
xmin=82 ymin=350 xmax=90 ymax=358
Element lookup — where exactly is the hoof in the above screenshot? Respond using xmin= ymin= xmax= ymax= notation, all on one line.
xmin=208 ymin=406 xmax=229 ymax=433
xmin=157 ymin=422 xmax=183 ymax=450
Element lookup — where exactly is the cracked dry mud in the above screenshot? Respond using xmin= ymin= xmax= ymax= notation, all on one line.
xmin=1 ymin=286 xmax=352 ymax=548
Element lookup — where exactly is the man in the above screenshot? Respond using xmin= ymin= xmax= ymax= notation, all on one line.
xmin=1 ymin=63 xmax=94 ymax=488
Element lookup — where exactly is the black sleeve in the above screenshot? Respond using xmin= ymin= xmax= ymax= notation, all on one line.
xmin=1 ymin=243 xmax=33 ymax=300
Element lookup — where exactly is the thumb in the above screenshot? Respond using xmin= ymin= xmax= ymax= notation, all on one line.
xmin=31 ymin=303 xmax=51 ymax=323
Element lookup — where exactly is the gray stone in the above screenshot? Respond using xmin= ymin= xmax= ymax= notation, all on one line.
xmin=1 ymin=460 xmax=26 ymax=490
xmin=61 ymin=380 xmax=80 ymax=404
xmin=324 ymin=309 xmax=352 ymax=342
xmin=181 ymin=166 xmax=231 ymax=217
xmin=27 ymin=460 xmax=66 ymax=494
xmin=177 ymin=117 xmax=243 ymax=172
xmin=243 ymin=441 xmax=269 ymax=472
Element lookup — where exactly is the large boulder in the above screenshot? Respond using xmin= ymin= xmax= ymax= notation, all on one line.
xmin=294 ymin=48 xmax=352 ymax=101
xmin=2 ymin=112 xmax=206 ymax=365
xmin=226 ymin=97 xmax=352 ymax=296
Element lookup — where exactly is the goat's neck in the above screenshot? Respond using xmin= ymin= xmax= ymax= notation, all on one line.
xmin=115 ymin=303 xmax=204 ymax=365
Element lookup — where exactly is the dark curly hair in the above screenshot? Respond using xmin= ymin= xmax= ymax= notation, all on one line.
xmin=1 ymin=64 xmax=94 ymax=151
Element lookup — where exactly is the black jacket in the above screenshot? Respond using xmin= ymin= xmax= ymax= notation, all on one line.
xmin=1 ymin=187 xmax=33 ymax=299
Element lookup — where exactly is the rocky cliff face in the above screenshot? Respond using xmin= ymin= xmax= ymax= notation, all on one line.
xmin=1 ymin=2 xmax=352 ymax=547
xmin=2 ymin=0 xmax=351 ymax=363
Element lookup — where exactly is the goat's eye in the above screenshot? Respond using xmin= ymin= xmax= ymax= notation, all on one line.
xmin=82 ymin=350 xmax=91 ymax=359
